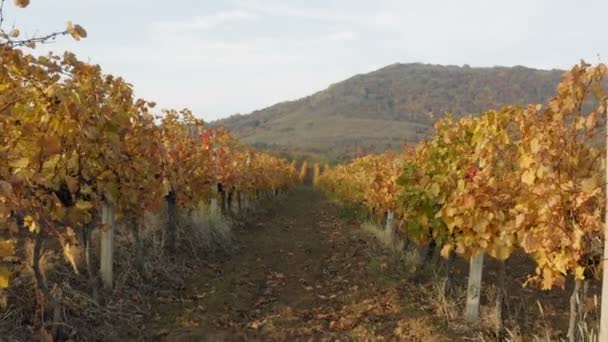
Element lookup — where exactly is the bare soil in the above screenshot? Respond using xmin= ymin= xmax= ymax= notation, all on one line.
xmin=125 ymin=187 xmax=450 ymax=341
xmin=129 ymin=187 xmax=597 ymax=341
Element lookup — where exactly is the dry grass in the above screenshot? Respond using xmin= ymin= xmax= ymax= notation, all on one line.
xmin=177 ymin=206 xmax=234 ymax=257
xmin=357 ymin=219 xmax=605 ymax=342
xmin=473 ymin=289 xmax=601 ymax=342
xmin=527 ymin=299 xmax=600 ymax=342
xmin=360 ymin=221 xmax=404 ymax=253
xmin=421 ymin=272 xmax=466 ymax=322
xmin=360 ymin=221 xmax=427 ymax=279
xmin=0 ymin=204 xmax=238 ymax=341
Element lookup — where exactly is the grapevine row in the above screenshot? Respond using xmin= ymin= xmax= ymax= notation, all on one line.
xmin=0 ymin=45 xmax=299 ymax=304
xmin=316 ymin=63 xmax=608 ymax=338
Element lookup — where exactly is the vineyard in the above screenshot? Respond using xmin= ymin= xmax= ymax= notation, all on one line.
xmin=317 ymin=63 xmax=608 ymax=341
xmin=0 ymin=3 xmax=300 ymax=340
xmin=2 ymin=1 xmax=608 ymax=341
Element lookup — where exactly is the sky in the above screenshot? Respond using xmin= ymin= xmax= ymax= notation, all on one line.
xmin=4 ymin=0 xmax=608 ymax=121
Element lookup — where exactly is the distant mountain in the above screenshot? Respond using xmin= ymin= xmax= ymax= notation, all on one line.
xmin=214 ymin=63 xmax=564 ymax=162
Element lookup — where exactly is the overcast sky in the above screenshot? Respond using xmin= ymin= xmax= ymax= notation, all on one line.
xmin=5 ymin=0 xmax=608 ymax=121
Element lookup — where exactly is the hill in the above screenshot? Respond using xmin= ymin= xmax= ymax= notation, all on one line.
xmin=213 ymin=63 xmax=564 ymax=162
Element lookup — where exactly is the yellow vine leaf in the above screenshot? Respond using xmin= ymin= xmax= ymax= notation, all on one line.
xmin=462 ymin=195 xmax=475 ymax=209
xmin=574 ymin=266 xmax=585 ymax=280
xmin=521 ymin=169 xmax=536 ymax=185
xmin=66 ymin=21 xmax=87 ymax=41
xmin=0 ymin=265 xmax=9 ymax=289
xmin=535 ymin=164 xmax=553 ymax=179
xmin=585 ymin=111 xmax=598 ymax=130
xmin=14 ymin=0 xmax=29 ymax=8
xmin=9 ymin=157 xmax=30 ymax=170
xmin=530 ymin=138 xmax=541 ymax=154
xmin=440 ymin=244 xmax=453 ymax=258
xmin=518 ymin=153 xmax=534 ymax=168
xmin=490 ymin=245 xmax=511 ymax=261
xmin=515 ymin=213 xmax=525 ymax=227
xmin=541 ymin=269 xmax=555 ymax=290
xmin=24 ymin=215 xmax=39 ymax=233
xmin=429 ymin=183 xmax=440 ymax=197
xmin=65 ymin=176 xmax=79 ymax=193
xmin=0 ymin=240 xmax=16 ymax=258
xmin=473 ymin=219 xmax=489 ymax=233
xmin=162 ymin=178 xmax=172 ymax=196
xmin=75 ymin=200 xmax=93 ymax=211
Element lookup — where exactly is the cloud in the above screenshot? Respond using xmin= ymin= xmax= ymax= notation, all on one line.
xmin=152 ymin=10 xmax=258 ymax=34
xmin=21 ymin=0 xmax=607 ymax=122
xmin=230 ymin=0 xmax=412 ymax=32
xmin=232 ymin=0 xmax=353 ymax=22
xmin=325 ymin=31 xmax=358 ymax=42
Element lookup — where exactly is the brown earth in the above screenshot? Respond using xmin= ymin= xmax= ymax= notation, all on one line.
xmin=132 ymin=187 xmax=598 ymax=341
xmin=135 ymin=187 xmax=454 ymax=341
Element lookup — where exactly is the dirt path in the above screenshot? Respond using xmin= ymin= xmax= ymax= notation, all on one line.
xmin=146 ymin=187 xmax=451 ymax=341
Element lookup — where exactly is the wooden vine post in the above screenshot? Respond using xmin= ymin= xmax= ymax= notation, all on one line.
xmin=600 ymin=99 xmax=608 ymax=340
xmin=219 ymin=184 xmax=226 ymax=214
xmin=166 ymin=190 xmax=177 ymax=251
xmin=227 ymin=191 xmax=234 ymax=213
xmin=210 ymin=184 xmax=219 ymax=216
xmin=236 ymin=191 xmax=242 ymax=213
xmin=385 ymin=211 xmax=394 ymax=232
xmin=465 ymin=252 xmax=484 ymax=322
xmin=210 ymin=141 xmax=221 ymax=217
xmin=100 ymin=202 xmax=115 ymax=290
xmin=243 ymin=195 xmax=250 ymax=211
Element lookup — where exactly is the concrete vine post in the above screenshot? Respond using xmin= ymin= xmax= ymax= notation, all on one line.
xmin=210 ymin=184 xmax=219 ymax=217
xmin=385 ymin=211 xmax=394 ymax=232
xmin=100 ymin=202 xmax=115 ymax=290
xmin=465 ymin=252 xmax=484 ymax=323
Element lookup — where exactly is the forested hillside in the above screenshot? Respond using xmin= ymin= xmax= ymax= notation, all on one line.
xmin=215 ymin=63 xmax=564 ymax=162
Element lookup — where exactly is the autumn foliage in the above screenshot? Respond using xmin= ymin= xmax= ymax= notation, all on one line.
xmin=318 ymin=63 xmax=608 ymax=290
xmin=0 ymin=45 xmax=298 ymax=290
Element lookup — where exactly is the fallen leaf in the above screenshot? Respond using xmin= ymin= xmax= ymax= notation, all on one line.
xmin=329 ymin=317 xmax=356 ymax=330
